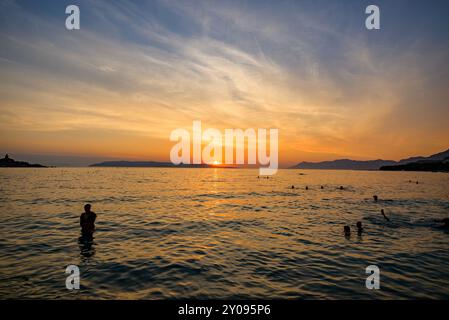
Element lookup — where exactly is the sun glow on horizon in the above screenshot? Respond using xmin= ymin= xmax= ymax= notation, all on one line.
xmin=0 ymin=1 xmax=448 ymax=165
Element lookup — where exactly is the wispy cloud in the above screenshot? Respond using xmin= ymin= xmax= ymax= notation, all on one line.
xmin=1 ymin=0 xmax=448 ymax=163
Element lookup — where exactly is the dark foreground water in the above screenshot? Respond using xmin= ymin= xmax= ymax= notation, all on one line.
xmin=0 ymin=168 xmax=448 ymax=299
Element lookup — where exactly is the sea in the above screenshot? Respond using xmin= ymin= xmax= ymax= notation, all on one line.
xmin=0 ymin=168 xmax=448 ymax=299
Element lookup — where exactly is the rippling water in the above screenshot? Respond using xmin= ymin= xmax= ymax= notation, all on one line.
xmin=0 ymin=168 xmax=448 ymax=299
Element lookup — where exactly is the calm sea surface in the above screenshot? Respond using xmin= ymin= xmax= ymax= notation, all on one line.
xmin=0 ymin=168 xmax=448 ymax=299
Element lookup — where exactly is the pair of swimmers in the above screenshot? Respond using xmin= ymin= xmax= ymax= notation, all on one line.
xmin=344 ymin=209 xmax=389 ymax=236
xmin=344 ymin=222 xmax=363 ymax=237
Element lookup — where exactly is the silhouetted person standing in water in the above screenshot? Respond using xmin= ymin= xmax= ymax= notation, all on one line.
xmin=80 ymin=204 xmax=97 ymax=234
xmin=373 ymin=195 xmax=378 ymax=202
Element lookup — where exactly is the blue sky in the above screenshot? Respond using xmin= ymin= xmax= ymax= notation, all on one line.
xmin=1 ymin=0 xmax=448 ymax=165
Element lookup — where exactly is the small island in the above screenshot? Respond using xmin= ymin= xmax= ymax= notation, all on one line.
xmin=0 ymin=154 xmax=46 ymax=168
xmin=89 ymin=160 xmax=211 ymax=168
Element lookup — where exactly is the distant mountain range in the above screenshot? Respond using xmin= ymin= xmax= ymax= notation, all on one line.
xmin=89 ymin=161 xmax=211 ymax=168
xmin=0 ymin=154 xmax=46 ymax=167
xmin=380 ymin=158 xmax=449 ymax=172
xmin=291 ymin=148 xmax=449 ymax=171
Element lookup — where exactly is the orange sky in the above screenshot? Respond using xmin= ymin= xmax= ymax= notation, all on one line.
xmin=1 ymin=1 xmax=448 ymax=166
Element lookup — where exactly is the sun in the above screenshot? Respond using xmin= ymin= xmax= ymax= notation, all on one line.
xmin=212 ymin=160 xmax=221 ymax=165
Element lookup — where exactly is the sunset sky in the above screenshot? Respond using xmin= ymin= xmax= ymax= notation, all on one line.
xmin=1 ymin=0 xmax=448 ymax=166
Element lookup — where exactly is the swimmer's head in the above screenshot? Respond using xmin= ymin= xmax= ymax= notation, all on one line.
xmin=84 ymin=203 xmax=92 ymax=212
xmin=344 ymin=225 xmax=351 ymax=234
xmin=356 ymin=221 xmax=362 ymax=229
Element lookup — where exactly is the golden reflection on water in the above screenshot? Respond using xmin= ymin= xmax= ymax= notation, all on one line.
xmin=0 ymin=168 xmax=448 ymax=299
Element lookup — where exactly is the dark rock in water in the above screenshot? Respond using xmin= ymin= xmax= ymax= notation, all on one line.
xmin=0 ymin=154 xmax=46 ymax=167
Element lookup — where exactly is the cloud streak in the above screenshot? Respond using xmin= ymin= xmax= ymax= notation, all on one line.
xmin=1 ymin=0 xmax=448 ymax=164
